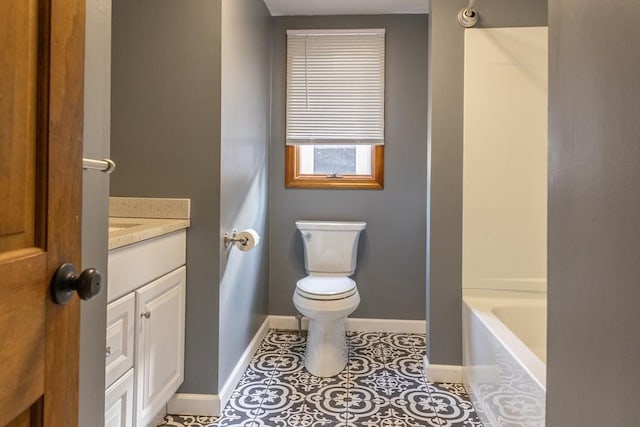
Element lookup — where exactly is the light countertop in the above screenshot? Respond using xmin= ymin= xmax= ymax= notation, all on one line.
xmin=108 ymin=197 xmax=191 ymax=250
xmin=108 ymin=217 xmax=190 ymax=250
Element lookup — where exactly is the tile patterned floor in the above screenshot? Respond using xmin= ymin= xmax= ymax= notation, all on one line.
xmin=159 ymin=330 xmax=483 ymax=427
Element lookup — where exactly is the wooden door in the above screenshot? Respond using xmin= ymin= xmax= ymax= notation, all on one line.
xmin=0 ymin=0 xmax=85 ymax=426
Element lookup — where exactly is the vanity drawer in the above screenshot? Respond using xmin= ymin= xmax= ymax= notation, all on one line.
xmin=106 ymin=293 xmax=135 ymax=388
xmin=108 ymin=230 xmax=186 ymax=302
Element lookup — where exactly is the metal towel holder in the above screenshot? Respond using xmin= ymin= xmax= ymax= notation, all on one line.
xmin=83 ymin=158 xmax=116 ymax=174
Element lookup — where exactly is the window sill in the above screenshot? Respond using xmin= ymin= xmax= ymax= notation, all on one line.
xmin=285 ymin=176 xmax=383 ymax=190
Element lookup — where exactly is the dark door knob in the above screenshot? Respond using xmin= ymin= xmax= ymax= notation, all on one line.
xmin=50 ymin=263 xmax=102 ymax=304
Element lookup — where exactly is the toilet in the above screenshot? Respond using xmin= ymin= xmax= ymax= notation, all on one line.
xmin=293 ymin=220 xmax=366 ymax=377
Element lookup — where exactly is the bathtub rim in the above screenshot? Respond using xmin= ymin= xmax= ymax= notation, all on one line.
xmin=463 ymin=289 xmax=547 ymax=390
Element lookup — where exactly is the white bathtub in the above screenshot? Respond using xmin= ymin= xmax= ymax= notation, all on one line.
xmin=463 ymin=290 xmax=546 ymax=427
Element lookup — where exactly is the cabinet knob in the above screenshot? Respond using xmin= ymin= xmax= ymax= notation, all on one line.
xmin=141 ymin=311 xmax=151 ymax=319
xmin=105 ymin=346 xmax=111 ymax=358
xmin=50 ymin=263 xmax=102 ymax=304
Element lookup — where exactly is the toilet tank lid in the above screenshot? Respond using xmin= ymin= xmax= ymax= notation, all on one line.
xmin=296 ymin=220 xmax=366 ymax=231
xmin=296 ymin=276 xmax=356 ymax=296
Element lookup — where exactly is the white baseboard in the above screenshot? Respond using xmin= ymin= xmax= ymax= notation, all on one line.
xmin=218 ymin=317 xmax=271 ymax=409
xmin=167 ymin=394 xmax=220 ymax=417
xmin=167 ymin=318 xmax=269 ymax=417
xmin=269 ymin=314 xmax=310 ymax=330
xmin=169 ymin=316 xmax=427 ymax=417
xmin=269 ymin=315 xmax=426 ymax=334
xmin=423 ymin=354 xmax=463 ymax=383
xmin=347 ymin=317 xmax=426 ymax=333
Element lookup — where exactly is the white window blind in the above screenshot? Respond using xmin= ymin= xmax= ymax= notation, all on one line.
xmin=286 ymin=29 xmax=385 ymax=145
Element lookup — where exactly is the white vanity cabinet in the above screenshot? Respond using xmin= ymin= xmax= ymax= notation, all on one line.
xmin=135 ymin=267 xmax=185 ymax=426
xmin=105 ymin=229 xmax=187 ymax=427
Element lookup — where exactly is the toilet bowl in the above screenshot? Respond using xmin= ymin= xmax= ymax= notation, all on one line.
xmin=292 ymin=220 xmax=366 ymax=377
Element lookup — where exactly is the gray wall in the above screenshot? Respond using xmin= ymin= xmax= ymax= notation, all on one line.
xmin=547 ymin=1 xmax=640 ymax=425
xmin=269 ymin=15 xmax=428 ymax=320
xmin=218 ymin=0 xmax=271 ymax=389
xmin=79 ymin=0 xmax=111 ymax=424
xmin=111 ymin=0 xmax=223 ymax=393
xmin=427 ymin=0 xmax=547 ymax=364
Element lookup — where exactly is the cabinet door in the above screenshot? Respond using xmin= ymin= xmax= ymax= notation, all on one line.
xmin=135 ymin=266 xmax=186 ymax=426
xmin=105 ymin=368 xmax=134 ymax=427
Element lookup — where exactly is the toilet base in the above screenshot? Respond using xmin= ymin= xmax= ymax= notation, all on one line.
xmin=305 ymin=318 xmax=348 ymax=377
xmin=292 ymin=290 xmax=360 ymax=378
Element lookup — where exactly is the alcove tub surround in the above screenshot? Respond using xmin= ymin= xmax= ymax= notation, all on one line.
xmin=426 ymin=0 xmax=548 ymax=376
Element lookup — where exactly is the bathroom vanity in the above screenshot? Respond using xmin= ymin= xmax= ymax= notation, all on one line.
xmin=105 ymin=198 xmax=190 ymax=427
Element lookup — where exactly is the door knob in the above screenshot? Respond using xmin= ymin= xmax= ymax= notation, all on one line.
xmin=50 ymin=263 xmax=102 ymax=304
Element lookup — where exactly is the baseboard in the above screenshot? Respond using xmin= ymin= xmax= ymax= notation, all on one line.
xmin=269 ymin=314 xmax=310 ymax=330
xmin=218 ymin=317 xmax=271 ymax=410
xmin=167 ymin=317 xmax=269 ymax=417
xmin=167 ymin=393 xmax=220 ymax=417
xmin=346 ymin=317 xmax=426 ymax=333
xmin=423 ymin=354 xmax=463 ymax=383
xmin=169 ymin=315 xmax=427 ymax=417
xmin=269 ymin=315 xmax=426 ymax=333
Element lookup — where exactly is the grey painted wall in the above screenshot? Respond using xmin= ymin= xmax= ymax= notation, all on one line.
xmin=427 ymin=0 xmax=547 ymax=364
xmin=547 ymin=1 xmax=640 ymax=425
xmin=218 ymin=0 xmax=271 ymax=389
xmin=269 ymin=15 xmax=428 ymax=320
xmin=111 ymin=0 xmax=223 ymax=393
xmin=79 ymin=0 xmax=111 ymax=424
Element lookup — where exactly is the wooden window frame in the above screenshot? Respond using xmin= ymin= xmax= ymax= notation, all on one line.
xmin=285 ymin=145 xmax=384 ymax=189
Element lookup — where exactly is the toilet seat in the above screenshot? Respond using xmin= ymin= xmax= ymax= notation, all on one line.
xmin=296 ymin=276 xmax=357 ymax=300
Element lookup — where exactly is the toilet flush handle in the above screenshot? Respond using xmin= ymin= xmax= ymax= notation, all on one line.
xmin=304 ymin=233 xmax=312 ymax=240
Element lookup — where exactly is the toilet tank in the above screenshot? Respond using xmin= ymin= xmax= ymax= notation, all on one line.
xmin=296 ymin=220 xmax=366 ymax=275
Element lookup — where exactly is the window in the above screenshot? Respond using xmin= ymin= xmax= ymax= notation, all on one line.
xmin=285 ymin=29 xmax=385 ymax=189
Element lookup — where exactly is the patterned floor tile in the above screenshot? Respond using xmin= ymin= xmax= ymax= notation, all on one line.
xmin=251 ymin=401 xmax=312 ymax=427
xmin=350 ymin=343 xmax=389 ymax=365
xmin=234 ymin=366 xmax=274 ymax=390
xmin=347 ymin=350 xmax=386 ymax=377
xmin=273 ymin=350 xmax=306 ymax=374
xmin=257 ymin=381 xmax=306 ymax=413
xmin=269 ymin=367 xmax=308 ymax=395
xmin=381 ymin=345 xmax=418 ymax=365
xmin=342 ymin=392 xmax=389 ymax=422
xmin=305 ymin=384 xmax=351 ymax=412
xmin=428 ymin=383 xmax=484 ymax=427
xmin=380 ymin=332 xmax=426 ymax=350
xmin=347 ymin=330 xmax=380 ymax=344
xmin=390 ymin=387 xmax=442 ymax=421
xmin=248 ymin=350 xmax=284 ymax=374
xmin=347 ymin=367 xmax=424 ymax=399
xmin=302 ymin=369 xmax=348 ymax=394
xmin=209 ymin=408 xmax=255 ymax=427
xmin=264 ymin=329 xmax=297 ymax=347
xmin=355 ymin=403 xmax=443 ymax=427
xmin=386 ymin=354 xmax=425 ymax=380
xmin=160 ymin=330 xmax=483 ymax=427
xmin=227 ymin=382 xmax=273 ymax=419
xmin=161 ymin=414 xmax=216 ymax=427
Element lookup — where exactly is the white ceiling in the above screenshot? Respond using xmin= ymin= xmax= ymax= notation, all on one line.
xmin=264 ymin=0 xmax=429 ymax=16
